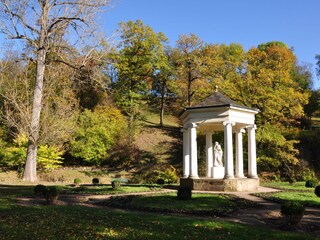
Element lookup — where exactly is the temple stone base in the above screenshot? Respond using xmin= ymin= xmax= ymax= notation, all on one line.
xmin=211 ymin=166 xmax=224 ymax=179
xmin=180 ymin=177 xmax=259 ymax=192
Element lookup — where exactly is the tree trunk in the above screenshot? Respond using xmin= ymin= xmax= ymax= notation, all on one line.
xmin=160 ymin=105 xmax=164 ymax=126
xmin=23 ymin=48 xmax=46 ymax=182
xmin=23 ymin=3 xmax=48 ymax=182
xmin=159 ymin=80 xmax=165 ymax=127
xmin=187 ymin=71 xmax=192 ymax=106
xmin=23 ymin=141 xmax=38 ymax=182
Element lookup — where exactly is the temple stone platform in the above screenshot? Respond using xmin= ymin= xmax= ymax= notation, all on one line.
xmin=180 ymin=177 xmax=259 ymax=192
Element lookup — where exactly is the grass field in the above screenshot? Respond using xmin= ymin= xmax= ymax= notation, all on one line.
xmin=0 ymin=184 xmax=318 ymax=240
xmin=130 ymin=193 xmax=239 ymax=211
xmin=259 ymin=181 xmax=320 ymax=207
xmin=262 ymin=181 xmax=318 ymax=191
xmin=59 ymin=184 xmax=163 ymax=195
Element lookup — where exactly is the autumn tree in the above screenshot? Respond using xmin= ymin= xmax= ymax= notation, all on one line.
xmin=150 ymin=46 xmax=175 ymax=126
xmin=232 ymin=42 xmax=309 ymax=177
xmin=316 ymin=54 xmax=320 ymax=77
xmin=111 ymin=20 xmax=168 ymax=138
xmin=201 ymin=43 xmax=246 ymax=99
xmin=0 ymin=0 xmax=110 ymax=182
xmin=173 ymin=34 xmax=205 ymax=107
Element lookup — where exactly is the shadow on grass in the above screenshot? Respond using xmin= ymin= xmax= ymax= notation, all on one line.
xmin=0 ymin=185 xmax=317 ymax=239
xmin=0 ymin=184 xmax=34 ymax=197
xmin=106 ymin=193 xmax=257 ymax=217
xmin=0 ymin=203 xmax=314 ymax=240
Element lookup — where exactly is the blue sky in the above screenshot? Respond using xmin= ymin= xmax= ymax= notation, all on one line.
xmin=103 ymin=0 xmax=320 ymax=89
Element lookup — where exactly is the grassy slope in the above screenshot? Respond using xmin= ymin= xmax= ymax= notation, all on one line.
xmin=0 ymin=111 xmax=181 ymax=185
xmin=133 ymin=110 xmax=182 ymax=174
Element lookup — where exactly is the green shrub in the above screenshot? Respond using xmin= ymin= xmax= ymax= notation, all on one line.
xmin=37 ymin=145 xmax=64 ymax=171
xmin=92 ymin=178 xmax=100 ymax=185
xmin=112 ymin=180 xmax=121 ymax=190
xmin=45 ymin=186 xmax=59 ymax=205
xmin=153 ymin=165 xmax=178 ymax=184
xmin=74 ymin=178 xmax=81 ymax=186
xmin=315 ymin=185 xmax=320 ymax=197
xmin=69 ymin=107 xmax=127 ymax=165
xmin=34 ymin=184 xmax=46 ymax=197
xmin=0 ymin=133 xmax=63 ymax=171
xmin=305 ymin=179 xmax=318 ymax=188
xmin=280 ymin=201 xmax=305 ymax=226
xmin=288 ymin=178 xmax=296 ymax=184
xmin=177 ymin=187 xmax=192 ymax=200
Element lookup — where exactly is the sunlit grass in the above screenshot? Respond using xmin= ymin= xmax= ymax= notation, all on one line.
xmin=256 ymin=191 xmax=320 ymax=207
xmin=262 ymin=181 xmax=315 ymax=191
xmin=0 ymin=185 xmax=317 ymax=240
xmin=258 ymin=181 xmax=320 ymax=207
xmin=0 ymin=204 xmax=315 ymax=240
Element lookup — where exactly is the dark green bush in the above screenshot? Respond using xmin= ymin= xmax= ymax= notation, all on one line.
xmin=45 ymin=186 xmax=59 ymax=205
xmin=315 ymin=185 xmax=320 ymax=197
xmin=92 ymin=178 xmax=100 ymax=185
xmin=177 ymin=187 xmax=192 ymax=200
xmin=34 ymin=184 xmax=46 ymax=197
xmin=156 ymin=178 xmax=165 ymax=185
xmin=74 ymin=178 xmax=81 ymax=186
xmin=305 ymin=179 xmax=318 ymax=188
xmin=280 ymin=201 xmax=305 ymax=226
xmin=112 ymin=180 xmax=121 ymax=190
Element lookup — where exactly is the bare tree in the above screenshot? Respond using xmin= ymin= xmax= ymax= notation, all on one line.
xmin=0 ymin=0 xmax=110 ymax=182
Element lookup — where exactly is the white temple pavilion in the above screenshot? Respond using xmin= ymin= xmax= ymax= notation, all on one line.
xmin=179 ymin=89 xmax=260 ymax=191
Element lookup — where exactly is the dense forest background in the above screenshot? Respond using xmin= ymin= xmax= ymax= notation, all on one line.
xmin=0 ymin=19 xmax=320 ymax=182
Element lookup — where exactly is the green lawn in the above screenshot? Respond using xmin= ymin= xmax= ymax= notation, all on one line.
xmin=0 ymin=184 xmax=318 ymax=240
xmin=262 ymin=181 xmax=316 ymax=191
xmin=0 ymin=200 xmax=315 ymax=240
xmin=59 ymin=184 xmax=162 ymax=195
xmin=259 ymin=181 xmax=320 ymax=207
xmin=131 ymin=193 xmax=238 ymax=210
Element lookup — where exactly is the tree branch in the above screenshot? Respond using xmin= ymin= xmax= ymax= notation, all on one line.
xmin=47 ymin=17 xmax=85 ymax=34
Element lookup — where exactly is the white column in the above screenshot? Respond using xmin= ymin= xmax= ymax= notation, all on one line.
xmin=189 ymin=123 xmax=199 ymax=179
xmin=182 ymin=128 xmax=190 ymax=178
xmin=223 ymin=121 xmax=235 ymax=179
xmin=205 ymin=132 xmax=213 ymax=177
xmin=235 ymin=129 xmax=245 ymax=178
xmin=247 ymin=125 xmax=258 ymax=178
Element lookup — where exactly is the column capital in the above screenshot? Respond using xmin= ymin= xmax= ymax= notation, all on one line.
xmin=223 ymin=121 xmax=235 ymax=126
xmin=247 ymin=124 xmax=257 ymax=130
xmin=235 ymin=128 xmax=246 ymax=134
xmin=186 ymin=123 xmax=198 ymax=128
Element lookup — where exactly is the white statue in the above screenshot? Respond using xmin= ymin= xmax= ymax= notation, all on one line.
xmin=213 ymin=142 xmax=223 ymax=167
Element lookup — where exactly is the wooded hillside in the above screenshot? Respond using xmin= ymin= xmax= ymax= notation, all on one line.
xmin=0 ymin=15 xmax=320 ymax=182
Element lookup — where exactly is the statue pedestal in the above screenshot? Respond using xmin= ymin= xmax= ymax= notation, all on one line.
xmin=211 ymin=166 xmax=224 ymax=179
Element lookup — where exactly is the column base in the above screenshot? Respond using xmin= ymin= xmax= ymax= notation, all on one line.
xmin=248 ymin=174 xmax=258 ymax=179
xmin=189 ymin=175 xmax=199 ymax=179
xmin=235 ymin=174 xmax=246 ymax=178
xmin=224 ymin=175 xmax=235 ymax=179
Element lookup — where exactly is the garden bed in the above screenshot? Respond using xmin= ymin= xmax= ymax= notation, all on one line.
xmin=106 ymin=193 xmax=257 ymax=217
